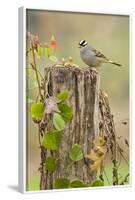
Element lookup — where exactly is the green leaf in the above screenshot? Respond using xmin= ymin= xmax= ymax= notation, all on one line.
xmin=57 ymin=91 xmax=69 ymax=101
xmin=42 ymin=130 xmax=61 ymax=150
xmin=69 ymin=144 xmax=83 ymax=161
xmin=91 ymin=180 xmax=104 ymax=187
xmin=58 ymin=103 xmax=73 ymax=123
xmin=54 ymin=178 xmax=70 ymax=189
xmin=37 ymin=46 xmax=43 ymax=57
xmin=49 ymin=55 xmax=58 ymax=63
xmin=30 ymin=102 xmax=44 ymax=119
xmin=53 ymin=113 xmax=66 ymax=131
xmin=45 ymin=47 xmax=52 ymax=57
xmin=46 ymin=156 xmax=56 ymax=172
xmin=70 ymin=180 xmax=88 ymax=188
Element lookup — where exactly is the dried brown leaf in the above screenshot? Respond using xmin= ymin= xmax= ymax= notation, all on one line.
xmin=45 ymin=97 xmax=60 ymax=114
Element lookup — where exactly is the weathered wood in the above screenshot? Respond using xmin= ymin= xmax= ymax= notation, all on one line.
xmin=41 ymin=65 xmax=100 ymax=190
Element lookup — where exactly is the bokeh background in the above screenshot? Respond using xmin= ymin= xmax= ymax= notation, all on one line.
xmin=26 ymin=9 xmax=129 ymax=191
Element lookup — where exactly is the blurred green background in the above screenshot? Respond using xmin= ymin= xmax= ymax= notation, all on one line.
xmin=26 ymin=9 xmax=129 ymax=191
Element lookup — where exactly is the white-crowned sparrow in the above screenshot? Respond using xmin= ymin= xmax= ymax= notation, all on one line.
xmin=79 ymin=40 xmax=122 ymax=67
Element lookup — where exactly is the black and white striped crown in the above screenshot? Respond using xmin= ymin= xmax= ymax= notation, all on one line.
xmin=79 ymin=40 xmax=88 ymax=47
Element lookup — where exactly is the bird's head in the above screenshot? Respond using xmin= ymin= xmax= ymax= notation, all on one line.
xmin=79 ymin=40 xmax=88 ymax=48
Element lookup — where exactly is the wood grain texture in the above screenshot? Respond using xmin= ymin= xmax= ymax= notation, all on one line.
xmin=40 ymin=65 xmax=100 ymax=190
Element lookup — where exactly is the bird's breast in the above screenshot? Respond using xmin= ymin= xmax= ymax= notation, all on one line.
xmin=80 ymin=51 xmax=97 ymax=67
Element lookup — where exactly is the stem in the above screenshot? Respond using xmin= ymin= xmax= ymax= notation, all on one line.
xmin=99 ymin=90 xmax=119 ymax=185
xmin=31 ymin=44 xmax=43 ymax=101
xmin=120 ymin=173 xmax=129 ymax=185
xmin=103 ymin=168 xmax=111 ymax=185
xmin=37 ymin=70 xmax=44 ymax=80
xmin=38 ymin=124 xmax=42 ymax=147
xmin=26 ymin=48 xmax=32 ymax=56
xmin=117 ymin=143 xmax=129 ymax=165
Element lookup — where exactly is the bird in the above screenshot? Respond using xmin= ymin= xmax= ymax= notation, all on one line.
xmin=79 ymin=40 xmax=122 ymax=68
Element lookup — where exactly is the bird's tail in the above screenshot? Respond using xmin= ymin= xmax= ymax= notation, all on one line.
xmin=108 ymin=60 xmax=122 ymax=67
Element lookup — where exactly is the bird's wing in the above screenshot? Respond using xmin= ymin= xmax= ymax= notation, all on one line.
xmin=92 ymin=47 xmax=109 ymax=61
xmin=90 ymin=46 xmax=122 ymax=66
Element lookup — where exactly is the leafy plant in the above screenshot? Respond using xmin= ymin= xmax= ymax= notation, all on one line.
xmin=30 ymin=102 xmax=44 ymax=119
xmin=27 ymin=32 xmax=129 ymax=190
xmin=44 ymin=46 xmax=52 ymax=58
xmin=49 ymin=55 xmax=58 ymax=63
xmin=70 ymin=180 xmax=87 ymax=188
xmin=37 ymin=46 xmax=44 ymax=57
xmin=42 ymin=130 xmax=61 ymax=150
xmin=69 ymin=144 xmax=83 ymax=161
xmin=58 ymin=103 xmax=73 ymax=123
xmin=54 ymin=178 xmax=70 ymax=189
xmin=57 ymin=90 xmax=69 ymax=101
xmin=45 ymin=156 xmax=56 ymax=172
xmin=53 ymin=113 xmax=66 ymax=131
xmin=91 ymin=180 xmax=104 ymax=187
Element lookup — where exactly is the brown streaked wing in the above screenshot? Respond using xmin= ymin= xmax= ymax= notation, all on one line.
xmin=92 ymin=48 xmax=109 ymax=60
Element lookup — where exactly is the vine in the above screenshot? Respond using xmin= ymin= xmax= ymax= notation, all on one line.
xmin=27 ymin=32 xmax=129 ymax=190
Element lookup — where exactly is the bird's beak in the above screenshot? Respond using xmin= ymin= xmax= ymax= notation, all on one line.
xmin=78 ymin=46 xmax=81 ymax=48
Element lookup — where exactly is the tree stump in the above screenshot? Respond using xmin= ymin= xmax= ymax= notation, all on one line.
xmin=41 ymin=65 xmax=100 ymax=190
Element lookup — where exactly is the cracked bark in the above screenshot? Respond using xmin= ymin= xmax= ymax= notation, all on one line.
xmin=40 ymin=65 xmax=100 ymax=190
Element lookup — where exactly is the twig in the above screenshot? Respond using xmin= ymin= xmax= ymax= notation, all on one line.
xmin=103 ymin=167 xmax=111 ymax=185
xmin=120 ymin=173 xmax=129 ymax=185
xmin=31 ymin=44 xmax=43 ymax=101
xmin=117 ymin=144 xmax=129 ymax=166
xmin=99 ymin=90 xmax=119 ymax=185
xmin=117 ymin=149 xmax=122 ymax=170
xmin=38 ymin=124 xmax=42 ymax=147
xmin=26 ymin=48 xmax=32 ymax=56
